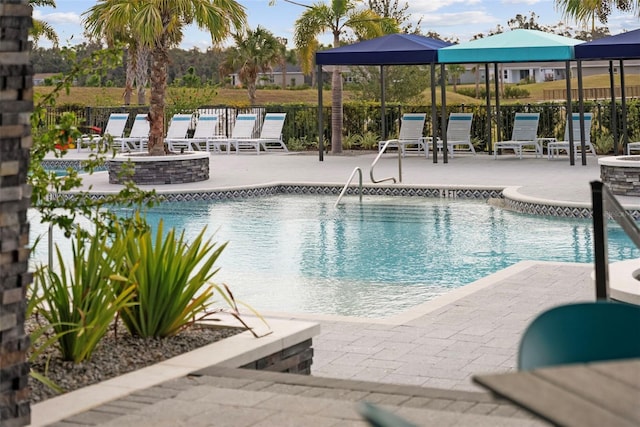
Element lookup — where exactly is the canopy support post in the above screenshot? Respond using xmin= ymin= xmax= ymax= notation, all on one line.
xmin=620 ymin=59 xmax=628 ymax=155
xmin=440 ymin=63 xmax=448 ymax=163
xmin=577 ymin=60 xmax=587 ymax=166
xmin=380 ymin=65 xmax=386 ymax=140
xmin=494 ymin=63 xmax=501 ymax=147
xmin=431 ymin=63 xmax=438 ymax=163
xmin=609 ymin=61 xmax=618 ymax=154
xmin=566 ymin=60 xmax=574 ymax=166
xmin=317 ymin=63 xmax=324 ymax=161
xmin=485 ymin=64 xmax=492 ymax=154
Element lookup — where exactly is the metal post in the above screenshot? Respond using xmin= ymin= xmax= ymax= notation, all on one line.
xmin=566 ymin=61 xmax=574 ymax=166
xmin=431 ymin=63 xmax=438 ymax=163
xmin=590 ymin=181 xmax=609 ymax=300
xmin=620 ymin=59 xmax=628 ymax=155
xmin=609 ymin=60 xmax=618 ymax=154
xmin=485 ymin=64 xmax=492 ymax=154
xmin=577 ymin=60 xmax=587 ymax=166
xmin=380 ymin=65 xmax=386 ymax=140
xmin=317 ymin=63 xmax=323 ymax=161
xmin=440 ymin=63 xmax=448 ymax=163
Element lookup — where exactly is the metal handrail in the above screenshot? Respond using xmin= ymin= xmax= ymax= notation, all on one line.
xmin=591 ymin=180 xmax=640 ymax=300
xmin=334 ymin=167 xmax=363 ymax=208
xmin=370 ymin=141 xmax=401 ymax=184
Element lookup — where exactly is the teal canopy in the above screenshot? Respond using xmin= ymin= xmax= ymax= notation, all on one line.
xmin=438 ymin=29 xmax=581 ymax=64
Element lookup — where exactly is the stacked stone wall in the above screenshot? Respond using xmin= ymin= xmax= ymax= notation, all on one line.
xmin=0 ymin=1 xmax=32 ymax=426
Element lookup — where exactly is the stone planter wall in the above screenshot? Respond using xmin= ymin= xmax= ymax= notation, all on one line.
xmin=599 ymin=156 xmax=640 ymax=197
xmin=108 ymin=152 xmax=209 ymax=185
xmin=240 ymin=339 xmax=313 ymax=374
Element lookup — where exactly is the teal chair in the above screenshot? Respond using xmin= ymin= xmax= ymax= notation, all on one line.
xmin=358 ymin=402 xmax=417 ymax=427
xmin=518 ymin=301 xmax=640 ymax=371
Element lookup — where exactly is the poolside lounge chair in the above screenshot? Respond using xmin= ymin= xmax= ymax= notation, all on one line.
xmin=378 ymin=113 xmax=427 ymax=157
xmin=427 ymin=112 xmax=475 ymax=159
xmin=547 ymin=113 xmax=595 ymax=159
xmin=211 ymin=113 xmax=258 ymax=154
xmin=114 ymin=113 xmax=150 ymax=152
xmin=233 ymin=113 xmax=288 ymax=153
xmin=169 ymin=114 xmax=227 ymax=152
xmin=493 ymin=113 xmax=541 ymax=159
xmin=77 ymin=112 xmax=129 ymax=152
xmin=164 ymin=114 xmax=194 ymax=152
xmin=518 ymin=301 xmax=640 ymax=371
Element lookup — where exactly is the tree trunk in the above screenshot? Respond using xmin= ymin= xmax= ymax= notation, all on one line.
xmin=331 ymin=68 xmax=343 ymax=154
xmin=148 ymin=42 xmax=168 ymax=156
xmin=330 ymin=33 xmax=342 ymax=154
xmin=247 ymin=80 xmax=257 ymax=105
xmin=136 ymin=46 xmax=149 ymax=105
xmin=281 ymin=58 xmax=287 ymax=90
xmin=124 ymin=48 xmax=134 ymax=105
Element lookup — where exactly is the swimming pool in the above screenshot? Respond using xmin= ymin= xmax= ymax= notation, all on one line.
xmin=29 ymin=195 xmax=640 ymax=318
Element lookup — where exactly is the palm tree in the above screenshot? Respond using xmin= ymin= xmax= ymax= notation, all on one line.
xmin=555 ymin=0 xmax=638 ymax=28
xmin=30 ymin=0 xmax=59 ymax=48
xmin=293 ymin=0 xmax=396 ymax=154
xmin=83 ymin=0 xmax=246 ymax=156
xmin=220 ymin=27 xmax=282 ymax=105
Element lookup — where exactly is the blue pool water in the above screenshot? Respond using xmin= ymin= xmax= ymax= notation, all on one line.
xmin=29 ymin=195 xmax=640 ymax=318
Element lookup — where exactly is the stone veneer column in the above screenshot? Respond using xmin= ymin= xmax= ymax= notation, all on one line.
xmin=0 ymin=1 xmax=32 ymax=426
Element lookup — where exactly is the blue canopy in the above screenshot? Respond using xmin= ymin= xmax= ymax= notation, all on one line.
xmin=439 ymin=29 xmax=581 ymax=64
xmin=575 ymin=28 xmax=640 ymax=59
xmin=315 ymin=33 xmax=452 ymax=65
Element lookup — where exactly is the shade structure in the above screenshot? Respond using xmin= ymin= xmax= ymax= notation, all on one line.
xmin=315 ymin=33 xmax=452 ymax=66
xmin=438 ymin=29 xmax=581 ymax=64
xmin=575 ymin=28 xmax=640 ymax=59
xmin=314 ymin=34 xmax=453 ymax=163
xmin=574 ymin=29 xmax=640 ymax=157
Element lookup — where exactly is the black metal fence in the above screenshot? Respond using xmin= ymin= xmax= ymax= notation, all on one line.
xmin=40 ymin=100 xmax=640 ymax=154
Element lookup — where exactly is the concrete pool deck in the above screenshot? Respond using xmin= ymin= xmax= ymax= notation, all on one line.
xmin=33 ymin=151 xmax=637 ymax=426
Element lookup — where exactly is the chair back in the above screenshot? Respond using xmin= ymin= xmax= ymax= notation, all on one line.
xmin=447 ymin=113 xmax=473 ymax=142
xmin=511 ymin=113 xmax=540 ymax=141
xmin=259 ymin=113 xmax=286 ymax=139
xmin=518 ymin=301 xmax=640 ymax=371
xmin=231 ymin=113 xmax=257 ymax=138
xmin=193 ymin=114 xmax=220 ymax=139
xmin=166 ymin=114 xmax=193 ymax=139
xmin=398 ymin=113 xmax=426 ymax=140
xmin=103 ymin=113 xmax=129 ymax=137
xmin=564 ymin=112 xmax=593 ymax=144
xmin=128 ymin=114 xmax=150 ymax=138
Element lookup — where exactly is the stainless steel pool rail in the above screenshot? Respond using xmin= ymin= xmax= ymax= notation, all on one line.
xmin=334 ymin=167 xmax=363 ymax=207
xmin=371 ymin=141 xmax=401 ymax=184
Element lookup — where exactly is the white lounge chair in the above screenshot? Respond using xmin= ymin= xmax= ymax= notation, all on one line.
xmin=378 ymin=113 xmax=427 ymax=157
xmin=77 ymin=112 xmax=129 ymax=152
xmin=176 ymin=114 xmax=228 ymax=153
xmin=164 ymin=114 xmax=194 ymax=152
xmin=547 ymin=113 xmax=595 ymax=159
xmin=211 ymin=114 xmax=258 ymax=154
xmin=114 ymin=113 xmax=150 ymax=152
xmin=493 ymin=113 xmax=541 ymax=159
xmin=427 ymin=112 xmax=475 ymax=159
xmin=233 ymin=113 xmax=288 ymax=153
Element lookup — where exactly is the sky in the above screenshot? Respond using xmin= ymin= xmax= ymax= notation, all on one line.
xmin=33 ymin=0 xmax=640 ymax=50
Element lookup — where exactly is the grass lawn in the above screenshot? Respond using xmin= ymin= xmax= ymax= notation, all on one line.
xmin=34 ymin=73 xmax=640 ymax=107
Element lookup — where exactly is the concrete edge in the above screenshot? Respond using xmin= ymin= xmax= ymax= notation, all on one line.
xmin=29 ymin=317 xmax=320 ymax=427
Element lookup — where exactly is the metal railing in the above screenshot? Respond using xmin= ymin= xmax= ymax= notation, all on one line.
xmin=334 ymin=167 xmax=363 ymax=208
xmin=591 ymin=180 xmax=640 ymax=300
xmin=370 ymin=142 xmax=401 ymax=184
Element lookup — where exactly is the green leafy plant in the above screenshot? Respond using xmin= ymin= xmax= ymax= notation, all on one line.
xmin=115 ymin=219 xmax=229 ymax=338
xmin=32 ymin=231 xmax=136 ymax=363
xmin=360 ymin=131 xmax=380 ymax=150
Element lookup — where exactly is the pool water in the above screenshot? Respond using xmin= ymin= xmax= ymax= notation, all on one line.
xmin=29 ymin=195 xmax=640 ymax=318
